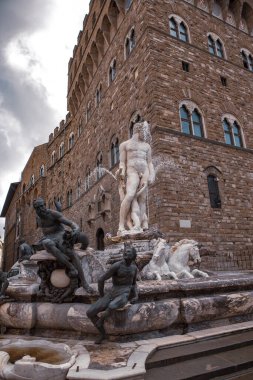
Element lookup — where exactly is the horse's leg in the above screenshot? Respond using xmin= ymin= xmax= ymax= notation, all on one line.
xmin=178 ymin=270 xmax=194 ymax=279
xmin=154 ymin=272 xmax=162 ymax=281
xmin=192 ymin=269 xmax=209 ymax=278
xmin=170 ymin=271 xmax=178 ymax=280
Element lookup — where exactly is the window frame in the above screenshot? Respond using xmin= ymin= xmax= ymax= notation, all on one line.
xmin=179 ymin=104 xmax=204 ymax=138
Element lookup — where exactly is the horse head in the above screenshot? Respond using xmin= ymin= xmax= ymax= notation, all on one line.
xmin=169 ymin=239 xmax=200 ymax=268
xmin=188 ymin=242 xmax=201 ymax=265
xmin=151 ymin=238 xmax=168 ymax=265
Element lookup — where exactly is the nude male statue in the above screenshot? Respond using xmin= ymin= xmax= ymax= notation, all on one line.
xmin=33 ymin=198 xmax=92 ymax=292
xmin=116 ymin=122 xmax=155 ymax=234
xmin=86 ymin=244 xmax=138 ymax=344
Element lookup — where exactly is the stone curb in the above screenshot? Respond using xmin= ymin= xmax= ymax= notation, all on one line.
xmin=67 ymin=321 xmax=253 ymax=380
xmin=67 ymin=366 xmax=145 ymax=380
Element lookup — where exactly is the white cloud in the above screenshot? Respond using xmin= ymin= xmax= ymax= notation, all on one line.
xmin=0 ymin=0 xmax=89 ymax=239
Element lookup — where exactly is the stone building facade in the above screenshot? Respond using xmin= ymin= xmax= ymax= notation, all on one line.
xmin=1 ymin=0 xmax=253 ymax=271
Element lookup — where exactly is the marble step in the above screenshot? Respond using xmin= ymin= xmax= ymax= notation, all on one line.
xmin=145 ymin=330 xmax=253 ymax=380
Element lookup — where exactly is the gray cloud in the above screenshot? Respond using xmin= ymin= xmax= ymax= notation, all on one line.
xmin=0 ymin=0 xmax=60 ymax=238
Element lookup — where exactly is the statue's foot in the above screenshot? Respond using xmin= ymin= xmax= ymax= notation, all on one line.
xmin=85 ymin=285 xmax=95 ymax=294
xmin=132 ymin=226 xmax=143 ymax=232
xmin=117 ymin=228 xmax=127 ymax=236
xmin=94 ymin=334 xmax=106 ymax=345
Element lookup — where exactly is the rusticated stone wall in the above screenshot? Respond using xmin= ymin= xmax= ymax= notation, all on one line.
xmin=2 ymin=0 xmax=253 ymax=271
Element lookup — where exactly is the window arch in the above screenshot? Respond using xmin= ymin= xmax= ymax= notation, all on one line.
xmin=68 ymin=132 xmax=74 ymax=149
xmin=129 ymin=112 xmax=141 ymax=137
xmin=169 ymin=16 xmax=189 ymax=42
xmin=39 ymin=165 xmax=45 ymax=177
xmin=77 ymin=178 xmax=81 ymax=199
xmin=222 ymin=116 xmax=244 ymax=148
xmin=207 ymin=175 xmax=221 ymax=209
xmin=207 ymin=33 xmax=225 ymax=58
xmin=92 ymin=11 xmax=96 ymax=28
xmin=179 ymin=102 xmax=205 ymax=137
xmin=51 ymin=151 xmax=56 ymax=165
xmin=86 ymin=101 xmax=92 ymax=122
xmin=59 ymin=142 xmax=64 ymax=158
xmin=125 ymin=27 xmax=135 ymax=58
xmin=84 ymin=167 xmax=91 ymax=192
xmin=241 ymin=49 xmax=253 ymax=72
xmin=96 ymin=83 xmax=102 ymax=106
xmin=30 ymin=174 xmax=35 ymax=186
xmin=212 ymin=0 xmax=223 ymax=19
xmin=109 ymin=58 xmax=117 ymax=84
xmin=96 ymin=152 xmax=103 ymax=180
xmin=67 ymin=189 xmax=73 ymax=207
xmin=110 ymin=136 xmax=120 ymax=167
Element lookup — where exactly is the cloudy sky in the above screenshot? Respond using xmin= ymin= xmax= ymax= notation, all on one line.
xmin=0 ymin=0 xmax=89 ymax=239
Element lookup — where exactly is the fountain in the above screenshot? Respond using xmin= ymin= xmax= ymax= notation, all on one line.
xmin=0 ymin=339 xmax=76 ymax=380
xmin=0 ymin=121 xmax=253 ymax=378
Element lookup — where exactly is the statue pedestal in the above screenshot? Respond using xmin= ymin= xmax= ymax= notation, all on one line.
xmin=104 ymin=227 xmax=165 ymax=269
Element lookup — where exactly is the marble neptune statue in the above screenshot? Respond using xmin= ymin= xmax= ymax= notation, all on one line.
xmin=116 ymin=121 xmax=155 ymax=235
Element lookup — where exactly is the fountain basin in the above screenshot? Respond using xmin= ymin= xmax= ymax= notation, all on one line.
xmin=0 ymin=339 xmax=76 ymax=380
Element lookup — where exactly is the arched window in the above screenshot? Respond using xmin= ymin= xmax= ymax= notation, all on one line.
xmin=51 ymin=151 xmax=56 ymax=165
xmin=92 ymin=12 xmax=96 ymax=28
xmin=109 ymin=58 xmax=117 ymax=84
xmin=110 ymin=137 xmax=120 ymax=167
xmin=86 ymin=101 xmax=92 ymax=122
xmin=77 ymin=178 xmax=81 ymax=199
xmin=208 ymin=34 xmax=225 ymax=58
xmin=179 ymin=104 xmax=204 ymax=137
xmin=59 ymin=142 xmax=64 ymax=158
xmin=241 ymin=50 xmax=253 ymax=72
xmin=169 ymin=16 xmax=189 ymax=42
xmin=223 ymin=119 xmax=233 ymax=145
xmin=67 ymin=190 xmax=73 ymax=207
xmin=216 ymin=39 xmax=224 ymax=58
xmin=208 ymin=35 xmax=215 ymax=55
xmin=78 ymin=122 xmax=82 ymax=137
xmin=68 ymin=133 xmax=74 ymax=149
xmin=84 ymin=168 xmax=91 ymax=192
xmin=180 ymin=105 xmax=191 ymax=134
xmin=129 ymin=113 xmax=141 ymax=137
xmin=96 ymin=228 xmax=105 ymax=251
xmin=96 ymin=83 xmax=102 ymax=106
xmin=212 ymin=0 xmax=223 ymax=19
xmin=169 ymin=17 xmax=177 ymax=38
xmin=222 ymin=117 xmax=243 ymax=147
xmin=30 ymin=174 xmax=35 ymax=186
xmin=179 ymin=22 xmax=188 ymax=42
xmin=125 ymin=28 xmax=135 ymax=58
xmin=96 ymin=153 xmax=103 ymax=180
xmin=207 ymin=175 xmax=221 ymax=208
xmin=39 ymin=165 xmax=45 ymax=177
xmin=192 ymin=109 xmax=203 ymax=137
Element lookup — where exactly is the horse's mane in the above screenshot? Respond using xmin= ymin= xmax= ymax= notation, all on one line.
xmin=170 ymin=239 xmax=198 ymax=254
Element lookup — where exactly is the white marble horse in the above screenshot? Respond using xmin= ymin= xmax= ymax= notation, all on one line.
xmin=167 ymin=239 xmax=209 ymax=279
xmin=141 ymin=238 xmax=178 ymax=280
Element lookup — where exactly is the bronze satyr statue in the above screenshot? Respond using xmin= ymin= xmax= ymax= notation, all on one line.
xmin=33 ymin=198 xmax=93 ymax=301
xmin=87 ymin=244 xmax=138 ymax=344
